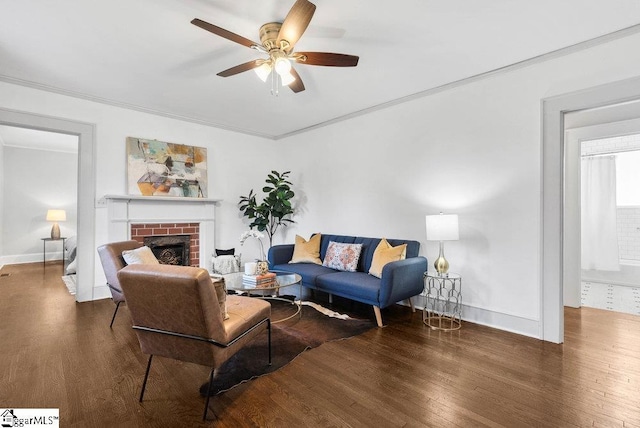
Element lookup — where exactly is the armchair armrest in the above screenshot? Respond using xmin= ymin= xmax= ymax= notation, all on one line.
xmin=378 ymin=256 xmax=428 ymax=308
xmin=268 ymin=244 xmax=295 ymax=266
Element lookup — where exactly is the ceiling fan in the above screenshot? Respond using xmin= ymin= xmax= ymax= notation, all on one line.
xmin=191 ymin=0 xmax=359 ymax=94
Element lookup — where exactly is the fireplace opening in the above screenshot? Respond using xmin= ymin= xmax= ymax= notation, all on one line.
xmin=144 ymin=235 xmax=191 ymax=266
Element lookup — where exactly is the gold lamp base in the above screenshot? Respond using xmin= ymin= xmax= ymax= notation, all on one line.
xmin=434 ymin=241 xmax=449 ymax=275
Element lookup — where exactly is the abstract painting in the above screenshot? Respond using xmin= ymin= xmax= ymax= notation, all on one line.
xmin=126 ymin=137 xmax=208 ymax=198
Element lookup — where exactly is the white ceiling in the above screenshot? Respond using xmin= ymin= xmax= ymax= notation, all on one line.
xmin=1 ymin=1 xmax=640 ymax=139
xmin=0 ymin=125 xmax=78 ymax=153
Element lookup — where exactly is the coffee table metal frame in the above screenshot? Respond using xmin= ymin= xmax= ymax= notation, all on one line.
xmin=213 ymin=270 xmax=303 ymax=324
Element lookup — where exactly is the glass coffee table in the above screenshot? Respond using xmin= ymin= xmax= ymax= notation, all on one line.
xmin=213 ymin=270 xmax=303 ymax=324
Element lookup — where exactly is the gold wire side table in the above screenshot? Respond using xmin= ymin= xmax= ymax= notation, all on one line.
xmin=422 ymin=271 xmax=462 ymax=331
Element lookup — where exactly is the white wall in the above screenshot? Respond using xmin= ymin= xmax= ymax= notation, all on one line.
xmin=276 ymin=31 xmax=640 ymax=337
xmin=2 ymin=145 xmax=77 ymax=262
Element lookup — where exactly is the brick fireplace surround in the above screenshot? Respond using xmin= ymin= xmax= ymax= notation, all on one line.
xmin=103 ymin=195 xmax=219 ymax=274
xmin=131 ymin=223 xmax=200 ymax=266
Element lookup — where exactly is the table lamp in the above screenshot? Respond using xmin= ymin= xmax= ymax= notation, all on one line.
xmin=46 ymin=209 xmax=66 ymax=239
xmin=426 ymin=212 xmax=459 ymax=275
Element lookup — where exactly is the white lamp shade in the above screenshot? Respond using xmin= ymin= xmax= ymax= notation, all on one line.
xmin=274 ymin=57 xmax=292 ymax=75
xmin=426 ymin=213 xmax=459 ymax=241
xmin=254 ymin=62 xmax=272 ymax=82
xmin=46 ymin=209 xmax=66 ymax=222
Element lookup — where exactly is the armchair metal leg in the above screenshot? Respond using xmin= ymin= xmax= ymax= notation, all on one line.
xmin=110 ymin=301 xmax=122 ymax=328
xmin=267 ymin=319 xmax=272 ymax=366
xmin=140 ymin=355 xmax=153 ymax=402
xmin=203 ymin=368 xmax=216 ymax=420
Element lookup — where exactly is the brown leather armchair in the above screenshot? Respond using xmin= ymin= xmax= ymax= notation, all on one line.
xmin=97 ymin=240 xmax=143 ymax=327
xmin=117 ymin=264 xmax=271 ymax=420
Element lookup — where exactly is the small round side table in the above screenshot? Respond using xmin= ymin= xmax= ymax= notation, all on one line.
xmin=422 ymin=271 xmax=462 ymax=331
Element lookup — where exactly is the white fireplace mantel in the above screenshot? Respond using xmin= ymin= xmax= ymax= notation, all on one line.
xmin=103 ymin=195 xmax=222 ymax=269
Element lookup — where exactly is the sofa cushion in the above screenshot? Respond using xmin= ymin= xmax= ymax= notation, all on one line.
xmin=271 ymin=263 xmax=337 ymax=288
xmin=369 ymin=239 xmax=407 ymax=278
xmin=323 ymin=241 xmax=363 ymax=272
xmin=290 ymin=234 xmax=322 ymax=264
xmin=316 ymin=272 xmax=381 ymax=306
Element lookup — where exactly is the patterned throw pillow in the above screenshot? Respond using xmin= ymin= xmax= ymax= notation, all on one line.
xmin=322 ymin=241 xmax=363 ymax=272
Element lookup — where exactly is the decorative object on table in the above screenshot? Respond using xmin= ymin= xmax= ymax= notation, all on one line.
xmin=126 ymin=137 xmax=207 ymax=198
xmin=46 ymin=209 xmax=66 ymax=239
xmin=242 ymin=272 xmax=277 ymax=288
xmin=423 ymin=272 xmax=462 ymax=330
xmin=238 ymin=170 xmax=295 ymax=247
xmin=425 ymin=212 xmax=459 ymax=275
xmin=244 ymin=262 xmax=257 ymax=275
xmin=240 ymin=230 xmax=269 ymax=273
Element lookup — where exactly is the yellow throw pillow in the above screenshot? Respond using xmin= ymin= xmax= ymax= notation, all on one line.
xmin=368 ymin=238 xmax=407 ymax=278
xmin=289 ymin=234 xmax=322 ymax=264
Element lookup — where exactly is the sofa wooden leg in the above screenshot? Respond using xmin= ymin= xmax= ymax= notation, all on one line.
xmin=373 ymin=306 xmax=384 ymax=327
xmin=408 ymin=297 xmax=415 ymax=312
xmin=328 ymin=293 xmax=333 ymax=304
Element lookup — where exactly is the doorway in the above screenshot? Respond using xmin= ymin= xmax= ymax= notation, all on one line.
xmin=565 ymin=127 xmax=640 ymax=316
xmin=542 ymin=75 xmax=640 ymax=343
xmin=0 ymin=108 xmax=96 ymax=302
xmin=0 ymin=126 xmax=78 ymax=271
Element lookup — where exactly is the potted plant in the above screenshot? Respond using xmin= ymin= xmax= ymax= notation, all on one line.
xmin=238 ymin=170 xmax=295 ymax=248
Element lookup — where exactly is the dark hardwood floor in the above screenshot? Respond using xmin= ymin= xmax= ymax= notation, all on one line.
xmin=1 ymin=262 xmax=639 ymax=427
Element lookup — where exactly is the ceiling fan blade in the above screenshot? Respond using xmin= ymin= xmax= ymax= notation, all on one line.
xmin=277 ymin=0 xmax=316 ymax=51
xmin=217 ymin=60 xmax=262 ymax=77
xmin=288 ymin=67 xmax=305 ymax=93
xmin=294 ymin=52 xmax=359 ymax=67
xmin=191 ymin=18 xmax=259 ymax=49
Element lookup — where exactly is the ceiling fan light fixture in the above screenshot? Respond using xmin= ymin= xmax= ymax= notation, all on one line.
xmin=274 ymin=56 xmax=292 ymax=76
xmin=280 ymin=70 xmax=296 ymax=86
xmin=254 ymin=62 xmax=272 ymax=82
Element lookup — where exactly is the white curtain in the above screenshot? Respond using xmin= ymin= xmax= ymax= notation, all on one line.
xmin=581 ymin=156 xmax=620 ymax=271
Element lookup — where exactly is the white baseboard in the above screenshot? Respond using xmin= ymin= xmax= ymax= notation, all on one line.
xmin=410 ymin=294 xmax=540 ymax=339
xmin=0 ymin=252 xmax=63 ymax=265
xmin=92 ymin=284 xmax=112 ymax=301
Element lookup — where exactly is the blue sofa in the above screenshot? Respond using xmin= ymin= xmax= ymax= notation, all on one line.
xmin=268 ymin=233 xmax=428 ymax=327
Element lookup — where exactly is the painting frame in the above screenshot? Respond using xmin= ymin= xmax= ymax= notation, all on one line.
xmin=126 ymin=137 xmax=208 ymax=198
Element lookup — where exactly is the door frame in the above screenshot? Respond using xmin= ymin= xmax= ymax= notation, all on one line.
xmin=541 ymin=75 xmax=640 ymax=343
xmin=0 ymin=108 xmax=96 ymax=302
